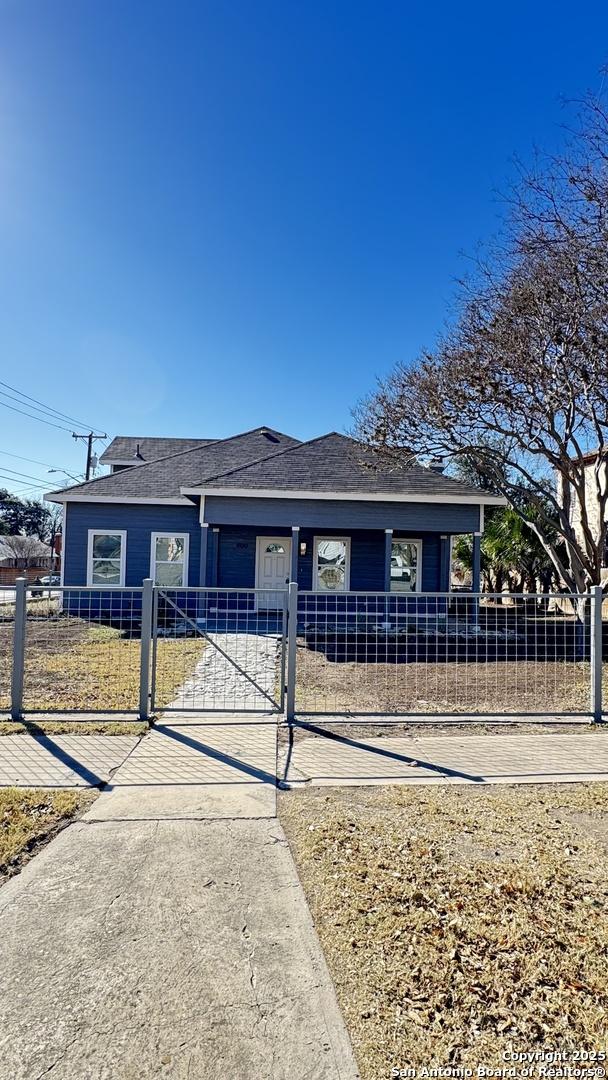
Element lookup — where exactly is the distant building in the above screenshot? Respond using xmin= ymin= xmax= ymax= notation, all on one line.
xmin=0 ymin=536 xmax=59 ymax=584
xmin=559 ymin=448 xmax=608 ymax=583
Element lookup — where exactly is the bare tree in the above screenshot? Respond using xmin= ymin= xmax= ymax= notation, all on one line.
xmin=0 ymin=535 xmax=51 ymax=562
xmin=354 ymin=92 xmax=608 ymax=594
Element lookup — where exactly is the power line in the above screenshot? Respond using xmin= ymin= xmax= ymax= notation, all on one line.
xmin=0 ymin=379 xmax=101 ymax=431
xmin=0 ymin=474 xmax=47 ymax=490
xmin=0 ymin=448 xmax=76 ymax=472
xmin=0 ymin=397 xmax=74 ymax=432
xmin=0 ymin=465 xmax=55 ymax=484
xmin=0 ymin=387 xmax=79 ymax=428
xmin=2 ymin=485 xmax=44 ymax=496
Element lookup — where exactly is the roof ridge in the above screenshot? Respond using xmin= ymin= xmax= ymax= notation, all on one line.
xmin=103 ymin=434 xmax=213 ymax=441
xmin=47 ymin=426 xmax=299 ymax=498
xmin=199 ymin=431 xmax=345 ymax=483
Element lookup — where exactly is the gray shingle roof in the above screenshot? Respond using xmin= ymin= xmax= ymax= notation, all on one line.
xmin=99 ymin=436 xmax=215 ymax=464
xmin=200 ymin=433 xmax=490 ymax=498
xmin=48 ymin=428 xmax=301 ymax=500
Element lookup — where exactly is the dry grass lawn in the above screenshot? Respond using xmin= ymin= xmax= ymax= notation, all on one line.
xmin=0 ymin=618 xmax=204 ymax=714
xmin=0 ymin=720 xmax=148 ymax=736
xmin=0 ymin=787 xmax=96 ymax=883
xmin=280 ymin=784 xmax=608 ymax=1077
xmin=296 ymin=641 xmax=596 ymax=714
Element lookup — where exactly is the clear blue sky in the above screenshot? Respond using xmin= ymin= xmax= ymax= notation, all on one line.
xmin=0 ymin=0 xmax=606 ymax=494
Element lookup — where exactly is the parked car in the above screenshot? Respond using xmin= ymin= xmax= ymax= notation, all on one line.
xmin=30 ymin=574 xmax=61 ymax=594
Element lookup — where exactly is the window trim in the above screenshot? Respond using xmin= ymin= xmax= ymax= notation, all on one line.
xmin=149 ymin=531 xmax=189 ymax=587
xmin=312 ymin=535 xmax=351 ymax=593
xmin=87 ymin=529 xmax=127 ymax=587
xmin=390 ymin=537 xmax=422 ymax=594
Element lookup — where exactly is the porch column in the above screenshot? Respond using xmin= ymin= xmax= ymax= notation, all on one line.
xmin=472 ymin=532 xmax=481 ymax=594
xmin=290 ymin=527 xmax=299 ymax=584
xmin=384 ymin=529 xmax=393 ymax=592
xmin=211 ymin=527 xmax=219 ymax=587
xmin=199 ymin=523 xmax=209 ymax=587
xmin=440 ymin=534 xmax=450 ymax=592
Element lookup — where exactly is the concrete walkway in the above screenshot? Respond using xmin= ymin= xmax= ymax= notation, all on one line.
xmin=0 ymin=710 xmax=360 ymax=1080
xmin=0 ymin=817 xmax=358 ymax=1079
xmin=282 ymin=729 xmax=608 ymax=787
xmin=170 ymin=631 xmax=281 ymax=711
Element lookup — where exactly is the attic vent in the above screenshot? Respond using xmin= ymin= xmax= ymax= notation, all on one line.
xmin=133 ymin=443 xmax=144 ymax=460
xmin=260 ymin=429 xmax=279 ymax=443
xmin=428 ymin=458 xmax=446 ymax=474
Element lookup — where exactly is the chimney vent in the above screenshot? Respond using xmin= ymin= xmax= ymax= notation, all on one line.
xmin=429 ymin=457 xmax=446 ymax=474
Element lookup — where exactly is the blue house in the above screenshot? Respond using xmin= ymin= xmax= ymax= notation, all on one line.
xmin=47 ymin=427 xmax=502 ymax=616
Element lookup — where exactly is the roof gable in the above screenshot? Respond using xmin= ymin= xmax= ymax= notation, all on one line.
xmin=194 ymin=432 xmax=492 ymax=499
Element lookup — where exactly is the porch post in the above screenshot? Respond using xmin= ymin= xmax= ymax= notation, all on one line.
xmin=383 ymin=529 xmax=393 ymax=592
xmin=211 ymin=527 xmax=219 ymax=587
xmin=440 ymin=535 xmax=450 ymax=592
xmin=472 ymin=532 xmax=481 ymax=594
xmin=199 ymin=523 xmax=209 ymax=587
xmin=290 ymin=527 xmax=299 ymax=585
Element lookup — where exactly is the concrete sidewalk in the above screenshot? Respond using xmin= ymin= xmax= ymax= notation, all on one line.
xmin=0 ymin=712 xmax=360 ymax=1080
xmin=0 ymin=732 xmax=140 ymax=788
xmin=87 ymin=713 xmax=279 ymax=820
xmin=282 ymin=729 xmax=608 ymax=787
xmin=0 ymin=817 xmax=358 ymax=1079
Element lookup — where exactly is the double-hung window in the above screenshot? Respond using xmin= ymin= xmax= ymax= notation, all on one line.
xmin=390 ymin=539 xmax=421 ymax=593
xmin=313 ymin=536 xmax=350 ymax=592
xmin=87 ymin=530 xmax=127 ymax=586
xmin=150 ymin=533 xmax=189 ymax=587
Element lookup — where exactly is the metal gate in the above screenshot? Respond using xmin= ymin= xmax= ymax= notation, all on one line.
xmin=149 ymin=587 xmax=288 ymax=713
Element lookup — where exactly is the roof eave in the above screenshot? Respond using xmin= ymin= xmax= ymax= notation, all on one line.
xmin=181 ymin=485 xmax=506 ymax=505
xmin=44 ymin=492 xmax=192 ymax=505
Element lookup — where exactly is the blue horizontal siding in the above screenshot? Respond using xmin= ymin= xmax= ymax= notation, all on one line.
xmin=203 ymin=495 xmax=481 ymax=532
xmin=64 ymin=507 xmax=452 ymax=596
xmin=64 ymin=503 xmax=201 ymax=587
xmin=215 ymin=526 xmax=442 ymax=592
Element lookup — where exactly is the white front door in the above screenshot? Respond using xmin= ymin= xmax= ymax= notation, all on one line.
xmin=255 ymin=537 xmax=291 ymax=608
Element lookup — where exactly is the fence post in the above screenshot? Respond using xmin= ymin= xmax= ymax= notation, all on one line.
xmin=285 ymin=581 xmax=298 ymax=722
xmin=590 ymin=585 xmax=603 ymax=723
xmin=11 ymin=577 xmax=27 ymax=721
xmin=139 ymin=578 xmax=154 ymax=721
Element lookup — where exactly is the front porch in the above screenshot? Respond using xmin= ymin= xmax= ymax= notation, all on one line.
xmin=198 ymin=523 xmax=480 ymax=596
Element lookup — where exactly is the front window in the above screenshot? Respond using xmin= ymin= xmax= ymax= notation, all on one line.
xmin=151 ymin=534 xmax=189 ymax=586
xmin=314 ymin=537 xmax=350 ymax=592
xmin=88 ymin=531 xmax=125 ymax=586
xmin=390 ymin=540 xmax=421 ymax=593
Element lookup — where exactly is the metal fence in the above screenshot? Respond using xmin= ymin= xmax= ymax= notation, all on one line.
xmin=10 ymin=583 xmax=144 ymax=715
xmin=0 ymin=586 xmax=17 ymax=714
xmin=292 ymin=588 xmax=604 ymax=721
xmin=1 ymin=578 xmax=605 ymax=723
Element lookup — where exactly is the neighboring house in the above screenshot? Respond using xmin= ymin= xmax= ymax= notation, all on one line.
xmin=47 ymin=426 xmax=503 ymax=608
xmin=560 ymin=448 xmax=608 ymax=583
xmin=0 ymin=536 xmax=58 ymax=585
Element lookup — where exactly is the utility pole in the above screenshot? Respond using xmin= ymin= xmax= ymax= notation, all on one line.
xmin=72 ymin=431 xmax=107 ymax=481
